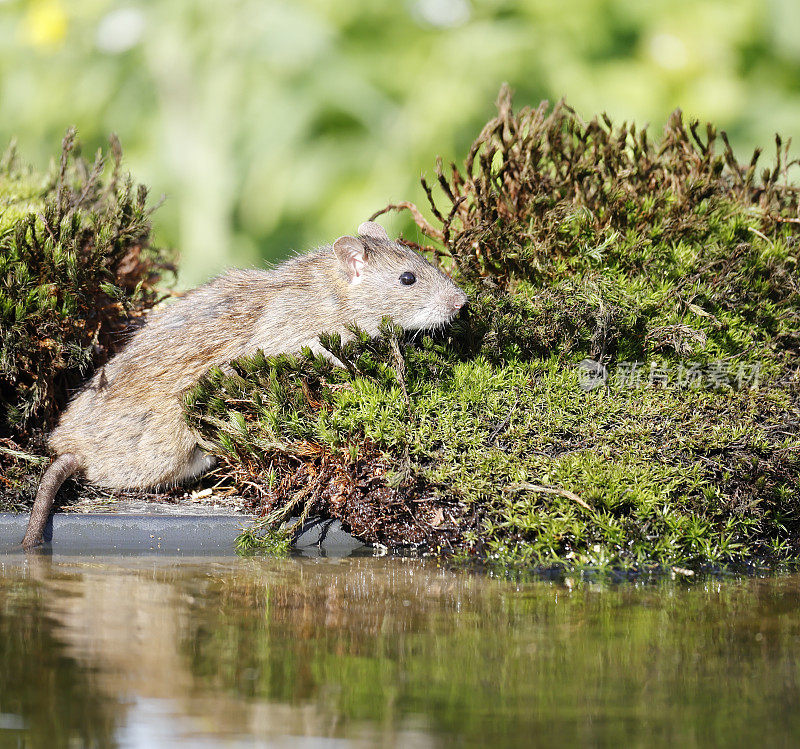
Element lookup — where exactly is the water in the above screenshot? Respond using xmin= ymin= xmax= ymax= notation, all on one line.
xmin=1 ymin=553 xmax=800 ymax=748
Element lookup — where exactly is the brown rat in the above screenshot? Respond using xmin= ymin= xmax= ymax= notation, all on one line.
xmin=22 ymin=221 xmax=467 ymax=548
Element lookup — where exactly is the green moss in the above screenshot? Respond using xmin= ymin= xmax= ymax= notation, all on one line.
xmin=236 ymin=524 xmax=292 ymax=555
xmin=189 ymin=323 xmax=797 ymax=568
xmin=187 ymin=87 xmax=799 ymax=569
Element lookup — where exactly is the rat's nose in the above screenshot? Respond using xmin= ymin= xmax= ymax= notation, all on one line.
xmin=449 ymin=290 xmax=468 ymax=314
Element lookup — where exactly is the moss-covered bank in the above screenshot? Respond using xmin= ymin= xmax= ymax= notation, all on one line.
xmin=3 ymin=93 xmax=799 ymax=569
xmin=188 ymin=88 xmax=799 ymax=568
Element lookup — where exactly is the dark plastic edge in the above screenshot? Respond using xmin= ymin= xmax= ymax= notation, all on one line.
xmin=0 ymin=513 xmax=366 ymax=557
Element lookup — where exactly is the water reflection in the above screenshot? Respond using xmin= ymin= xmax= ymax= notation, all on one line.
xmin=2 ymin=555 xmax=800 ymax=747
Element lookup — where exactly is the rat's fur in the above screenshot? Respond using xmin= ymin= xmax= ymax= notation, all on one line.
xmin=22 ymin=222 xmax=467 ymax=547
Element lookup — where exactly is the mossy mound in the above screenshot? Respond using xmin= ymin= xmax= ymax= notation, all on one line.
xmin=0 ymin=131 xmax=172 ymax=508
xmin=188 ymin=87 xmax=799 ymax=569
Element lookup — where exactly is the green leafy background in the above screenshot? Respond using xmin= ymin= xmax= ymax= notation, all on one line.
xmin=1 ymin=0 xmax=799 ymax=284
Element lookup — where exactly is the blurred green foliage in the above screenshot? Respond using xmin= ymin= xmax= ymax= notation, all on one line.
xmin=1 ymin=0 xmax=799 ymax=285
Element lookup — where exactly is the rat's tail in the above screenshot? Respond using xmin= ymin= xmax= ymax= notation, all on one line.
xmin=22 ymin=454 xmax=80 ymax=549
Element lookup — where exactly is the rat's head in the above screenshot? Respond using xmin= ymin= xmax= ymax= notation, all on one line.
xmin=333 ymin=221 xmax=467 ymax=332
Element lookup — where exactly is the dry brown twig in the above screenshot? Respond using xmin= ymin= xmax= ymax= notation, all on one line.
xmin=504 ymin=481 xmax=592 ymax=512
xmin=369 ymin=201 xmax=443 ymax=240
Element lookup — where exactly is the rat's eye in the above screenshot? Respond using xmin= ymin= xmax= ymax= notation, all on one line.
xmin=399 ymin=271 xmax=416 ymax=286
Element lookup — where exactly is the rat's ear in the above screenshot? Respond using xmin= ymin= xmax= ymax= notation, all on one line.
xmin=333 ymin=236 xmax=368 ymax=284
xmin=357 ymin=221 xmax=389 ymax=242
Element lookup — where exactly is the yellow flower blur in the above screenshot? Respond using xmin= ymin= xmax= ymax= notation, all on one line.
xmin=21 ymin=0 xmax=67 ymax=50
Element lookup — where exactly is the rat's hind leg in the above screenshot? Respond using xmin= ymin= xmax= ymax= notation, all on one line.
xmin=176 ymin=447 xmax=216 ymax=484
